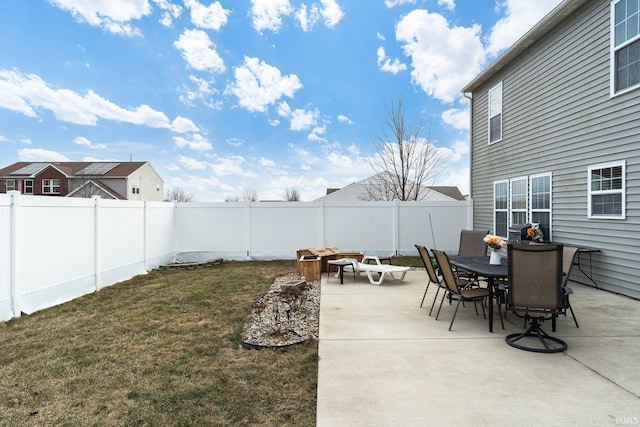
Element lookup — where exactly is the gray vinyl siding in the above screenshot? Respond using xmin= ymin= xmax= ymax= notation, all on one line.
xmin=469 ymin=0 xmax=640 ymax=298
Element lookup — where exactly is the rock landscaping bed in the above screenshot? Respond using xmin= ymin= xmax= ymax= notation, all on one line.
xmin=242 ymin=273 xmax=320 ymax=349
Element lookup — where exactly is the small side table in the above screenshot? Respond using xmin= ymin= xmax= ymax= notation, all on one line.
xmin=328 ymin=260 xmax=355 ymax=284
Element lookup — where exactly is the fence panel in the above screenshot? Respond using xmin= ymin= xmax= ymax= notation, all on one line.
xmin=15 ymin=196 xmax=96 ymax=315
xmin=145 ymin=201 xmax=176 ymax=267
xmin=1 ymin=196 xmax=470 ymax=321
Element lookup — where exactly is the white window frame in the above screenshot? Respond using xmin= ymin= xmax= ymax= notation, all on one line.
xmin=588 ymin=161 xmax=626 ymax=219
xmin=6 ymin=179 xmax=15 ymax=192
xmin=493 ymin=180 xmax=509 ymax=237
xmin=509 ymin=176 xmax=528 ymax=226
xmin=488 ymin=81 xmax=503 ymax=144
xmin=42 ymin=179 xmax=60 ymax=194
xmin=530 ymin=173 xmax=552 ymax=240
xmin=611 ymin=0 xmax=640 ymax=96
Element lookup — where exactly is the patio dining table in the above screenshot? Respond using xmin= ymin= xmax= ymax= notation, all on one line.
xmin=449 ymin=255 xmax=508 ymax=333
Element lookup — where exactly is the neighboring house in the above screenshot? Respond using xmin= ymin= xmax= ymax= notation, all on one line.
xmin=461 ymin=0 xmax=640 ymax=298
xmin=0 ymin=161 xmax=164 ymax=201
xmin=316 ymin=174 xmax=467 ymax=202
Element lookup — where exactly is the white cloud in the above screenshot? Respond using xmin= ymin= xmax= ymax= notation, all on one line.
xmin=0 ymin=69 xmax=190 ymax=130
xmin=171 ymin=116 xmax=199 ymax=133
xmin=249 ymin=0 xmax=294 ymax=33
xmin=260 ymin=157 xmax=276 ymax=167
xmin=184 ymin=0 xmax=230 ymax=30
xmin=485 ymin=0 xmax=562 ymax=56
xmin=337 ymin=114 xmax=353 ymax=125
xmin=227 ymin=137 xmax=243 ymax=147
xmin=73 ymin=136 xmax=106 ymax=149
xmin=295 ymin=3 xmax=321 ymax=31
xmin=174 ymin=29 xmax=225 ymax=73
xmin=173 ymin=134 xmax=212 ymax=151
xmin=441 ymin=107 xmax=469 ymax=131
xmin=396 ymin=9 xmax=485 ymax=103
xmin=152 ymin=0 xmax=182 ymax=27
xmin=179 ymin=75 xmax=221 ymax=109
xmin=384 ymin=0 xmax=416 ymax=8
xmin=319 ymin=0 xmax=345 ymax=27
xmin=278 ymin=101 xmax=319 ymax=131
xmin=18 ymin=148 xmax=71 ymax=162
xmin=210 ymin=155 xmax=257 ymax=177
xmin=225 ymin=57 xmax=302 ymax=113
xmin=377 ymin=46 xmax=407 ymax=74
xmin=49 ymin=0 xmax=150 ymax=36
xmin=438 ymin=0 xmax=455 ymax=11
xmin=179 ymin=155 xmax=208 ymax=170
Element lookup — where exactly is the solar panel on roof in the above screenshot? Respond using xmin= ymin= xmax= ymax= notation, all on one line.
xmin=76 ymin=162 xmax=120 ymax=175
xmin=10 ymin=163 xmax=49 ymax=176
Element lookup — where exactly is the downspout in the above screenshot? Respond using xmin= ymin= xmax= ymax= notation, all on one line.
xmin=463 ymin=92 xmax=473 ymax=229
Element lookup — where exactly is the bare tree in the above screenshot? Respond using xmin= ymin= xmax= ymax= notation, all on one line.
xmin=164 ymin=187 xmax=194 ymax=202
xmin=362 ymin=97 xmax=447 ymax=201
xmin=283 ymin=187 xmax=301 ymax=201
xmin=242 ymin=188 xmax=258 ymax=202
xmin=224 ymin=195 xmax=240 ymax=202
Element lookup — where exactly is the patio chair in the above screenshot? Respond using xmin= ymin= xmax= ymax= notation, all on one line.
xmin=415 ymin=244 xmax=445 ymax=315
xmin=455 ymin=229 xmax=490 ymax=284
xmin=505 ymin=243 xmax=567 ymax=353
xmin=458 ymin=229 xmax=490 ymax=256
xmin=431 ymin=249 xmax=490 ymax=331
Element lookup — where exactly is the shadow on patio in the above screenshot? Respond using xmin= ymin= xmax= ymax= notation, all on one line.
xmin=316 ymin=269 xmax=640 ymax=426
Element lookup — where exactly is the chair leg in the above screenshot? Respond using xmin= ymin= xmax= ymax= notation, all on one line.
xmin=448 ymin=298 xmax=463 ymax=331
xmin=435 ymin=289 xmax=447 ymax=320
xmin=565 ymin=295 xmax=580 ymax=328
xmin=420 ymin=282 xmax=431 ymax=308
xmin=429 ymin=287 xmax=441 ymax=316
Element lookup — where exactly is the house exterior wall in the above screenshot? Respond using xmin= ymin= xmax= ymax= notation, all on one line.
xmin=467 ymin=0 xmax=640 ymax=298
xmin=127 ymin=162 xmax=164 ymax=202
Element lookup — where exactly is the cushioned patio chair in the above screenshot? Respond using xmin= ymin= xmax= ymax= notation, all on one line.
xmin=505 ymin=243 xmax=567 ymax=353
xmin=431 ymin=249 xmax=489 ymax=331
xmin=415 ymin=244 xmax=446 ymax=315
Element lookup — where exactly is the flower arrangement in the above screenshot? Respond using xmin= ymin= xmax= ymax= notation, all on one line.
xmin=527 ymin=223 xmax=544 ymax=242
xmin=483 ymin=234 xmax=507 ymax=251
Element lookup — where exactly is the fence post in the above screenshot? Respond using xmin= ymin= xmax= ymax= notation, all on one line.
xmin=143 ymin=200 xmax=148 ymax=271
xmin=93 ymin=196 xmax=102 ymax=291
xmin=9 ymin=191 xmax=21 ymax=318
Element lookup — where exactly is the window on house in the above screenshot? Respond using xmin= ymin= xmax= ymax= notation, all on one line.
xmin=588 ymin=161 xmax=625 ymax=219
xmin=24 ymin=180 xmax=33 ymax=194
xmin=43 ymin=179 xmax=60 ymax=194
xmin=494 ymin=173 xmax=553 ymax=238
xmin=488 ymin=82 xmax=503 ymax=143
xmin=530 ymin=173 xmax=552 ymax=233
xmin=510 ymin=177 xmax=528 ymax=225
xmin=6 ymin=180 xmax=15 ymax=191
xmin=494 ymin=180 xmax=508 ymax=237
xmin=613 ymin=0 xmax=640 ymax=93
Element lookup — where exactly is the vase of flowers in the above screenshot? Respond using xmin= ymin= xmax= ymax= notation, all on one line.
xmin=483 ymin=234 xmax=507 ymax=265
xmin=527 ymin=223 xmax=544 ymax=242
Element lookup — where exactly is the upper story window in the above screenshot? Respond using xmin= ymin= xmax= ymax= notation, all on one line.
xmin=588 ymin=161 xmax=625 ymax=219
xmin=43 ymin=179 xmax=60 ymax=194
xmin=488 ymin=82 xmax=503 ymax=143
xmin=612 ymin=0 xmax=640 ymax=94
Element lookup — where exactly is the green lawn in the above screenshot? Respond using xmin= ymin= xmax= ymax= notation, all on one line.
xmin=0 ymin=260 xmax=317 ymax=426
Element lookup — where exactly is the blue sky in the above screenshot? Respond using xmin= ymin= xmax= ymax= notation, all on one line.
xmin=0 ymin=0 xmax=562 ymax=201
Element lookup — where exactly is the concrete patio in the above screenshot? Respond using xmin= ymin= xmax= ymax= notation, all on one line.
xmin=316 ymin=269 xmax=640 ymax=426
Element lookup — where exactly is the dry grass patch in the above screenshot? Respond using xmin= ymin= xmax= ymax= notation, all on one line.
xmin=0 ymin=260 xmax=317 ymax=426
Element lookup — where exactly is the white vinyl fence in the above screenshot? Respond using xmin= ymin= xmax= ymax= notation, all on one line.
xmin=1 ymin=192 xmax=471 ymax=321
